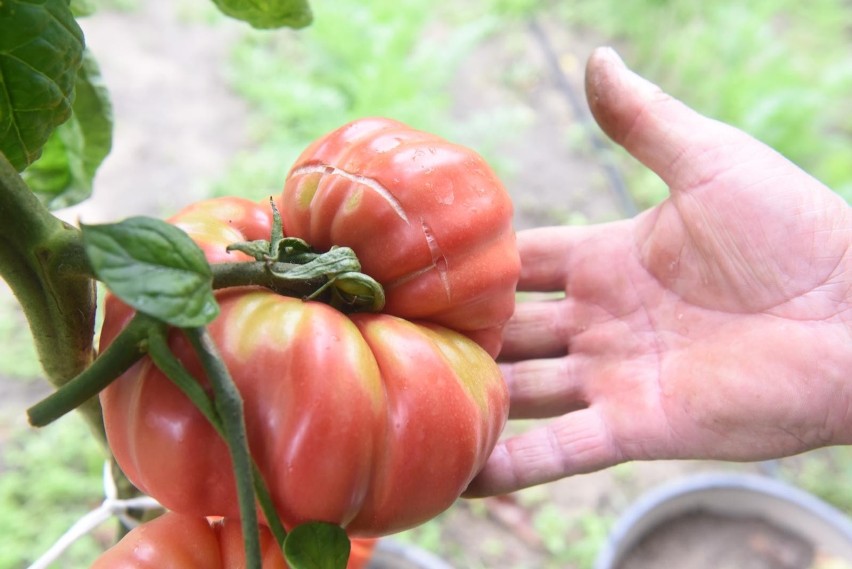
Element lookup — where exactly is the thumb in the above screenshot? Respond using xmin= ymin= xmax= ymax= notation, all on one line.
xmin=585 ymin=47 xmax=751 ymax=192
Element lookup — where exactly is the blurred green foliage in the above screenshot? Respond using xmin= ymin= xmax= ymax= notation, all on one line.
xmin=217 ymin=0 xmax=851 ymax=207
xmin=0 ymin=287 xmax=44 ymax=381
xmin=552 ymin=0 xmax=852 ymax=205
xmin=214 ymin=0 xmax=499 ymax=199
xmin=783 ymin=447 xmax=852 ymax=516
xmin=533 ymin=505 xmax=612 ymax=569
xmin=0 ymin=415 xmax=106 ymax=568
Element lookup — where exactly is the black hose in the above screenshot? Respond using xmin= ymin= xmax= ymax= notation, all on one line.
xmin=527 ymin=18 xmax=638 ymax=217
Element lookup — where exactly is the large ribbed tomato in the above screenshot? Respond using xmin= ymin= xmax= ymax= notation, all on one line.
xmin=281 ymin=117 xmax=520 ymax=357
xmin=91 ymin=512 xmax=377 ymax=568
xmin=100 ymin=195 xmax=512 ymax=536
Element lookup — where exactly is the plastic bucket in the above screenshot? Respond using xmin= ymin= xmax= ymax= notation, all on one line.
xmin=595 ymin=472 xmax=852 ymax=569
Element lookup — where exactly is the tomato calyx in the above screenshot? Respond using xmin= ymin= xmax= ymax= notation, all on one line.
xmin=214 ymin=200 xmax=385 ymax=313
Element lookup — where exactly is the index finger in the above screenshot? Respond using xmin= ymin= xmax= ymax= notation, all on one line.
xmin=515 ymin=225 xmax=601 ymax=291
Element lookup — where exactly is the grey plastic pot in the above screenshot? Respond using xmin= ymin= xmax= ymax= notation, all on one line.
xmin=595 ymin=472 xmax=852 ymax=569
xmin=366 ymin=539 xmax=454 ymax=569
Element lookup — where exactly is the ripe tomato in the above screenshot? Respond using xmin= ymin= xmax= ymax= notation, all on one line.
xmin=281 ymin=117 xmax=520 ymax=357
xmin=90 ymin=512 xmax=377 ymax=568
xmin=100 ymin=196 xmax=511 ymax=536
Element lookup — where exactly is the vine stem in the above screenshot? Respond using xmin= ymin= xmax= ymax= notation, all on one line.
xmin=26 ymin=313 xmax=154 ymax=427
xmin=183 ymin=326 xmax=263 ymax=569
xmin=0 ymin=154 xmax=153 ymax=544
xmin=0 ymin=153 xmax=99 ymax=433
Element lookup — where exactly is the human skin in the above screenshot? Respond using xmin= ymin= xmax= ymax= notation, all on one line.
xmin=465 ymin=47 xmax=852 ymax=497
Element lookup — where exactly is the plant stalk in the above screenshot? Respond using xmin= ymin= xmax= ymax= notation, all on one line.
xmin=0 ymin=153 xmax=101 ymax=433
xmin=0 ymin=154 xmax=95 ymax=377
xmin=147 ymin=326 xmax=287 ymax=547
xmin=26 ymin=313 xmax=154 ymax=427
xmin=211 ymin=261 xmax=324 ymax=296
xmin=184 ymin=326 xmax=263 ymax=569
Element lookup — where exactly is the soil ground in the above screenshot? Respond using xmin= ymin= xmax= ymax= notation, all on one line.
xmin=619 ymin=512 xmax=814 ymax=569
xmin=2 ymin=2 xmax=840 ymax=568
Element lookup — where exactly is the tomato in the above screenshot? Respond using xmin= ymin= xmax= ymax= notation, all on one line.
xmin=90 ymin=512 xmax=377 ymax=568
xmin=281 ymin=117 xmax=520 ymax=357
xmin=100 ymin=196 xmax=510 ymax=536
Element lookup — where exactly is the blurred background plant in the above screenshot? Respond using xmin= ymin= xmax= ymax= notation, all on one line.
xmin=549 ymin=0 xmax=852 ymax=206
xmin=0 ymin=411 xmax=106 ymax=568
xmin=780 ymin=447 xmax=852 ymax=518
xmin=1 ymin=0 xmax=849 ymax=566
xmin=212 ymin=1 xmax=501 ymax=199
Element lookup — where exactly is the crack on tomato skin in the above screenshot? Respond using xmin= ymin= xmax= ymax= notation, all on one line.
xmin=420 ymin=218 xmax=451 ymax=301
xmin=290 ymin=164 xmax=410 ymax=225
xmin=383 ymin=218 xmax=453 ymax=301
xmin=291 ymin=164 xmax=453 ymax=301
xmin=383 ymin=219 xmax=453 ymax=302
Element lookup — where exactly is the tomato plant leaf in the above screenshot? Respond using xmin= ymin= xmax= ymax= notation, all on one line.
xmin=284 ymin=522 xmax=350 ymax=569
xmin=70 ymin=0 xmax=96 ymax=17
xmin=23 ymin=49 xmax=113 ymax=209
xmin=209 ymin=0 xmax=312 ymax=29
xmin=0 ymin=0 xmax=84 ymax=171
xmin=81 ymin=217 xmax=220 ymax=327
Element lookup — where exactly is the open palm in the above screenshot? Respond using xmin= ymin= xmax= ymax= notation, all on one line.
xmin=466 ymin=48 xmax=852 ymax=497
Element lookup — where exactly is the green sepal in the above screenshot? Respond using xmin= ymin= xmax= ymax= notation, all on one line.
xmin=226 ymin=239 xmax=272 ymax=261
xmin=269 ymin=246 xmax=360 ymax=281
xmin=277 ymin=237 xmax=315 ymax=263
xmin=330 ymin=272 xmax=386 ymax=312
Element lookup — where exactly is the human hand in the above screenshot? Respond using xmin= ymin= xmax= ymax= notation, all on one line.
xmin=466 ymin=47 xmax=852 ymax=497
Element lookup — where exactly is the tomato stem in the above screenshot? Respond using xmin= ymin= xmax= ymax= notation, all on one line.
xmin=210 ymin=250 xmax=386 ymax=313
xmin=219 ymin=200 xmax=385 ymax=313
xmin=211 ymin=260 xmax=324 ymax=295
xmin=251 ymin=464 xmax=289 ymax=549
xmin=26 ymin=313 xmax=154 ymax=427
xmin=183 ymin=326 xmax=263 ymax=569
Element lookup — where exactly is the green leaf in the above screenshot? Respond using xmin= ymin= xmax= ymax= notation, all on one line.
xmin=210 ymin=0 xmax=312 ymax=29
xmin=0 ymin=0 xmax=85 ymax=171
xmin=81 ymin=217 xmax=220 ymax=328
xmin=70 ymin=0 xmax=96 ymax=17
xmin=284 ymin=522 xmax=350 ymax=569
xmin=22 ymin=49 xmax=113 ymax=209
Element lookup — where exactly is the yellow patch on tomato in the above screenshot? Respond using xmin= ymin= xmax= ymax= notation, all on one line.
xmin=295 ymin=173 xmax=322 ymax=209
xmin=175 ymin=218 xmax=244 ymax=249
xmin=417 ymin=323 xmax=501 ymax=413
xmin=343 ymin=187 xmax=363 ymax=213
xmin=222 ymin=293 xmax=303 ymax=362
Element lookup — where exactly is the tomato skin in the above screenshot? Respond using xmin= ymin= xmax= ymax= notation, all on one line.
xmin=281 ymin=117 xmax=520 ymax=357
xmin=100 ymin=197 xmax=509 ymax=536
xmin=90 ymin=512 xmax=377 ymax=568
xmin=91 ymin=514 xmax=225 ymax=569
